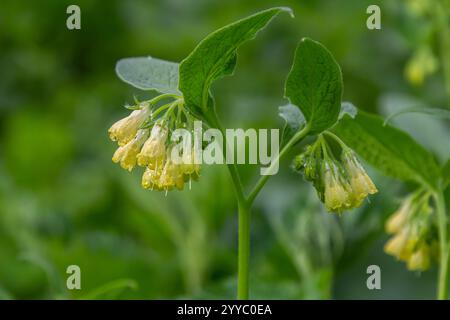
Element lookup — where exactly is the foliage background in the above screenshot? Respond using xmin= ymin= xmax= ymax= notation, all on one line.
xmin=0 ymin=0 xmax=449 ymax=299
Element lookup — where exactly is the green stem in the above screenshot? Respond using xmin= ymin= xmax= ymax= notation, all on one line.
xmin=247 ymin=124 xmax=311 ymax=204
xmin=149 ymin=93 xmax=182 ymax=105
xmin=208 ymin=109 xmax=249 ymax=299
xmin=209 ymin=110 xmax=247 ymax=205
xmin=208 ymin=109 xmax=310 ymax=299
xmin=237 ymin=203 xmax=251 ymax=299
xmin=436 ymin=189 xmax=449 ymax=300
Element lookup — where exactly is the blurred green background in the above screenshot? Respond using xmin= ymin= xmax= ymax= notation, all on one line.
xmin=0 ymin=0 xmax=449 ymax=299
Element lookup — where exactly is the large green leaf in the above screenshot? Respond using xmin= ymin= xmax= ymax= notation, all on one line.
xmin=116 ymin=57 xmax=180 ymax=94
xmin=333 ymin=111 xmax=440 ymax=189
xmin=285 ymin=38 xmax=343 ymax=134
xmin=384 ymin=106 xmax=450 ymax=125
xmin=179 ymin=7 xmax=293 ymax=118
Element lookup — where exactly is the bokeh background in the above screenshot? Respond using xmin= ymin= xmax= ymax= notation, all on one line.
xmin=0 ymin=0 xmax=449 ymax=299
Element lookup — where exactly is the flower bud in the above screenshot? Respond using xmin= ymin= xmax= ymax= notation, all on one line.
xmin=323 ymin=163 xmax=352 ymax=213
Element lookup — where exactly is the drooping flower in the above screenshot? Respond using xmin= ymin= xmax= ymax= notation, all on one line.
xmin=384 ymin=192 xmax=436 ymax=272
xmin=159 ymin=157 xmax=185 ymax=191
xmin=142 ymin=167 xmax=163 ymax=191
xmin=108 ymin=94 xmax=202 ymax=192
xmin=342 ymin=150 xmax=377 ymax=202
xmin=108 ymin=104 xmax=151 ymax=146
xmin=323 ymin=163 xmax=352 ymax=213
xmin=137 ymin=123 xmax=168 ymax=169
xmin=384 ymin=229 xmax=418 ymax=261
xmin=112 ymin=129 xmax=149 ymax=171
xmin=407 ymin=244 xmax=431 ymax=271
xmin=294 ymin=134 xmax=377 ymax=214
xmin=405 ymin=46 xmax=438 ymax=86
xmin=385 ymin=196 xmax=412 ymax=234
xmin=179 ymin=144 xmax=201 ymax=177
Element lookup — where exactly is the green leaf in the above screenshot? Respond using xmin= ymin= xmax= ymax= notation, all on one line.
xmin=333 ymin=111 xmax=440 ymax=189
xmin=279 ymin=103 xmax=306 ymax=144
xmin=379 ymin=93 xmax=450 ymax=162
xmin=179 ymin=7 xmax=293 ymax=118
xmin=116 ymin=57 xmax=180 ymax=95
xmin=384 ymin=106 xmax=450 ymax=125
xmin=285 ymin=38 xmax=343 ymax=134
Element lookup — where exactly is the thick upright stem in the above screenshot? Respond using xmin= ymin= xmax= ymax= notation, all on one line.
xmin=208 ymin=108 xmax=310 ymax=299
xmin=436 ymin=189 xmax=449 ymax=300
xmin=237 ymin=203 xmax=251 ymax=299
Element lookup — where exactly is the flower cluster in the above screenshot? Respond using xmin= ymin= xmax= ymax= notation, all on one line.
xmin=108 ymin=95 xmax=201 ymax=192
xmin=294 ymin=133 xmax=377 ymax=214
xmin=405 ymin=46 xmax=438 ymax=86
xmin=384 ymin=191 xmax=438 ymax=271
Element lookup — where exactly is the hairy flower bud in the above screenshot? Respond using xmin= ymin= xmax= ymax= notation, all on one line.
xmin=323 ymin=163 xmax=351 ymax=213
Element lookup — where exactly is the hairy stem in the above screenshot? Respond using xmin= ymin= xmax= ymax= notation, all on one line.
xmin=247 ymin=124 xmax=311 ymax=204
xmin=436 ymin=189 xmax=449 ymax=300
xmin=209 ymin=109 xmax=310 ymax=299
xmin=237 ymin=203 xmax=251 ymax=299
xmin=209 ymin=110 xmax=247 ymax=205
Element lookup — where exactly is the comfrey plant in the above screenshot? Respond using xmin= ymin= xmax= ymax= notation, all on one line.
xmin=108 ymin=7 xmax=449 ymax=299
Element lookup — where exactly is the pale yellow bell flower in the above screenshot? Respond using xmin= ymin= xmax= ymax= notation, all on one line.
xmin=158 ymin=158 xmax=184 ymax=191
xmin=407 ymin=245 xmax=430 ymax=271
xmin=137 ymin=124 xmax=168 ymax=169
xmin=112 ymin=129 xmax=149 ymax=171
xmin=385 ymin=198 xmax=412 ymax=234
xmin=109 ymin=104 xmax=151 ymax=146
xmin=142 ymin=167 xmax=163 ymax=190
xmin=343 ymin=151 xmax=377 ymax=202
xmin=384 ymin=230 xmax=418 ymax=261
xmin=324 ymin=166 xmax=351 ymax=212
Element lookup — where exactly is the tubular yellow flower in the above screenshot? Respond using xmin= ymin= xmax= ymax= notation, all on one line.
xmin=405 ymin=61 xmax=424 ymax=86
xmin=385 ymin=198 xmax=412 ymax=234
xmin=179 ymin=148 xmax=201 ymax=176
xmin=108 ymin=104 xmax=151 ymax=146
xmin=323 ymin=165 xmax=351 ymax=213
xmin=142 ymin=167 xmax=163 ymax=190
xmin=137 ymin=123 xmax=168 ymax=169
xmin=405 ymin=47 xmax=438 ymax=87
xmin=384 ymin=229 xmax=418 ymax=261
xmin=384 ymin=231 xmax=408 ymax=259
xmin=343 ymin=151 xmax=377 ymax=202
xmin=407 ymin=245 xmax=431 ymax=271
xmin=158 ymin=158 xmax=185 ymax=191
xmin=112 ymin=129 xmax=149 ymax=171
